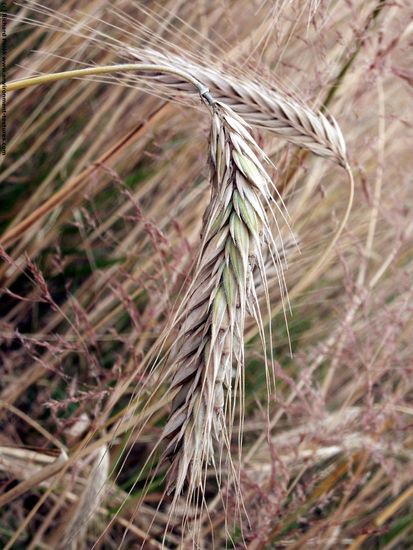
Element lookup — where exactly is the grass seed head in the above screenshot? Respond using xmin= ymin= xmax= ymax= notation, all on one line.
xmin=161 ymin=102 xmax=286 ymax=501
xmin=125 ymin=47 xmax=348 ymax=165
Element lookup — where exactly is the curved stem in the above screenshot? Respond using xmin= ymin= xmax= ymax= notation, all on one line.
xmin=286 ymin=162 xmax=354 ymax=299
xmin=6 ymin=63 xmax=215 ymax=105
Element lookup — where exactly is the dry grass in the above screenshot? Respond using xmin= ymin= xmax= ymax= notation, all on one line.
xmin=1 ymin=0 xmax=413 ymax=548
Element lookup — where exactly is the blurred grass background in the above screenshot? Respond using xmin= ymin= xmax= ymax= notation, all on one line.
xmin=1 ymin=0 xmax=413 ymax=548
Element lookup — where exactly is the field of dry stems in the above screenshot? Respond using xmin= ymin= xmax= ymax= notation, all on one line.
xmin=1 ymin=0 xmax=413 ymax=548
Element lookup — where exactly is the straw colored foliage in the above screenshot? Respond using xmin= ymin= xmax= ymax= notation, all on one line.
xmin=1 ymin=1 xmax=413 ymax=549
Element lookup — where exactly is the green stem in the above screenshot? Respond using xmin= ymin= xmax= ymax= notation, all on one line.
xmin=6 ymin=63 xmax=214 ymax=104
